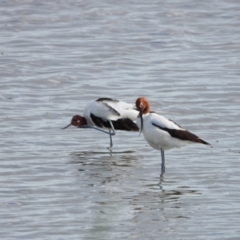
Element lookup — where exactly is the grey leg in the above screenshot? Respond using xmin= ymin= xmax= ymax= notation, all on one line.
xmin=109 ymin=121 xmax=116 ymax=136
xmin=108 ymin=121 xmax=115 ymax=148
xmin=87 ymin=122 xmax=116 ymax=148
xmin=89 ymin=126 xmax=111 ymax=134
xmin=160 ymin=148 xmax=165 ymax=177
xmin=109 ymin=129 xmax=113 ymax=148
xmin=89 ymin=121 xmax=116 ymax=137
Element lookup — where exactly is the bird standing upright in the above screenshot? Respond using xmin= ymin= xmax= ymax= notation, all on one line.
xmin=135 ymin=97 xmax=211 ymax=177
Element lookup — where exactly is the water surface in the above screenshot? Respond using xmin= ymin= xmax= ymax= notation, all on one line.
xmin=1 ymin=0 xmax=240 ymax=239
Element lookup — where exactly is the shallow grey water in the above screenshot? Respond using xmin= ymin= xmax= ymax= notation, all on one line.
xmin=1 ymin=0 xmax=240 ymax=239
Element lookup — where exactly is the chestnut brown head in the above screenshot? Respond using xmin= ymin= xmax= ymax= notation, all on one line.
xmin=135 ymin=97 xmax=151 ymax=133
xmin=62 ymin=115 xmax=87 ymax=129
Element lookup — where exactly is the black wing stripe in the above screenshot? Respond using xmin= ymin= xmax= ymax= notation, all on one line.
xmin=90 ymin=114 xmax=138 ymax=131
xmin=95 ymin=98 xmax=120 ymax=116
xmin=90 ymin=113 xmax=105 ymax=128
xmin=112 ymin=118 xmax=139 ymax=131
xmin=168 ymin=118 xmax=182 ymax=128
xmin=103 ymin=102 xmax=120 ymax=116
xmin=96 ymin=97 xmax=119 ymax=102
xmin=152 ymin=123 xmax=210 ymax=145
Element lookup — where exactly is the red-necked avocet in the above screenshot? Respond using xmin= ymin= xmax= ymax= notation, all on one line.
xmin=63 ymin=98 xmax=139 ymax=148
xmin=135 ymin=97 xmax=211 ymax=177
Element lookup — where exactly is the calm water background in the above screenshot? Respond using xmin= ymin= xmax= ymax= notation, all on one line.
xmin=1 ymin=0 xmax=240 ymax=239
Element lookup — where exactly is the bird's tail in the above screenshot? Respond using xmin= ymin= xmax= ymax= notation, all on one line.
xmin=199 ymin=139 xmax=212 ymax=147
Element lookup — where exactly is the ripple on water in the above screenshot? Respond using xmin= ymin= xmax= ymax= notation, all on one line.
xmin=1 ymin=0 xmax=240 ymax=239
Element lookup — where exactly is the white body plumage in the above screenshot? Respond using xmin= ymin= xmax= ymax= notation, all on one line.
xmin=136 ymin=112 xmax=193 ymax=151
xmin=84 ymin=98 xmax=138 ymax=128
